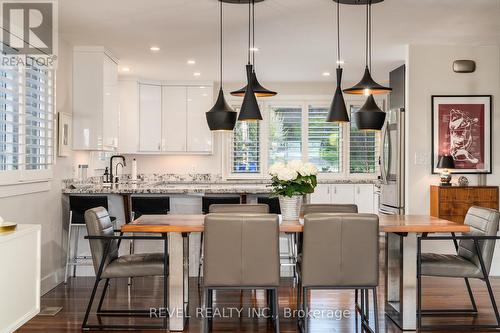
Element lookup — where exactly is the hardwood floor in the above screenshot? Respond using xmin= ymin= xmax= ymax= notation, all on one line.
xmin=18 ymin=275 xmax=500 ymax=332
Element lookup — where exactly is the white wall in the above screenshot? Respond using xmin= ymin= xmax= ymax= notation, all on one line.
xmin=0 ymin=38 xmax=76 ymax=294
xmin=405 ymin=44 xmax=500 ymax=274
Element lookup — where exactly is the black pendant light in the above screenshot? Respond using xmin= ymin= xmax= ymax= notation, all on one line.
xmin=326 ymin=0 xmax=349 ymax=123
xmin=343 ymin=1 xmax=391 ymax=95
xmin=231 ymin=0 xmax=276 ymax=97
xmin=206 ymin=1 xmax=237 ymax=131
xmin=237 ymin=1 xmax=263 ymax=121
xmin=353 ymin=94 xmax=386 ymax=131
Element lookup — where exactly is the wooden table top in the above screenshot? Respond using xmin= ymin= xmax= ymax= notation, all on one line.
xmin=121 ymin=214 xmax=471 ymax=234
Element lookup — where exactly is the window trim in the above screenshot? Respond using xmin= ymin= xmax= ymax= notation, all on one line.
xmin=223 ymin=95 xmax=384 ymax=180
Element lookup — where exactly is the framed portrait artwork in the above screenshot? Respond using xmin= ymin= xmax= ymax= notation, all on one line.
xmin=431 ymin=95 xmax=492 ymax=174
xmin=58 ymin=112 xmax=72 ymax=157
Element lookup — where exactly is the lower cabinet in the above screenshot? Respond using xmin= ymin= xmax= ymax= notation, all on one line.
xmin=310 ymin=183 xmax=376 ymax=213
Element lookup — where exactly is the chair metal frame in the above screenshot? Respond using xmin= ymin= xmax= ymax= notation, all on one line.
xmin=81 ymin=233 xmax=169 ymax=330
xmin=417 ymin=234 xmax=500 ymax=331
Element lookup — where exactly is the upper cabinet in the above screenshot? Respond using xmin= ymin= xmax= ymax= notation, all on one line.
xmin=118 ymin=81 xmax=213 ymax=155
xmin=73 ymin=46 xmax=119 ymax=151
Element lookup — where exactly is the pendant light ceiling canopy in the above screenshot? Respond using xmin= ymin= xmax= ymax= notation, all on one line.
xmin=229 ymin=0 xmax=277 ymax=98
xmin=206 ymin=1 xmax=237 ymax=131
xmin=327 ymin=0 xmax=349 ymax=123
xmin=342 ymin=0 xmax=391 ymax=96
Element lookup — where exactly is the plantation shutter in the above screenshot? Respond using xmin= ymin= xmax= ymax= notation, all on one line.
xmin=268 ymin=105 xmax=302 ymax=166
xmin=349 ymin=106 xmax=379 ymax=173
xmin=232 ymin=106 xmax=260 ymax=173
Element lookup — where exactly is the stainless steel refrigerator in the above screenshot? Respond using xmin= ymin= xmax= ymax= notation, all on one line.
xmin=379 ymin=65 xmax=405 ymax=215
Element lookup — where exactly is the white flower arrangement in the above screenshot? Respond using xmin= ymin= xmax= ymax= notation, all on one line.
xmin=269 ymin=160 xmax=318 ymax=197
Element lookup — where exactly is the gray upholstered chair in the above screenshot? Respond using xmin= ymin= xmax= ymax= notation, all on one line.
xmin=198 ymin=204 xmax=269 ymax=285
xmin=298 ymin=213 xmax=380 ymax=333
xmin=82 ymin=207 xmax=167 ymax=330
xmin=203 ymin=214 xmax=280 ymax=333
xmin=302 ymin=203 xmax=358 ymax=215
xmin=417 ymin=206 xmax=500 ymax=331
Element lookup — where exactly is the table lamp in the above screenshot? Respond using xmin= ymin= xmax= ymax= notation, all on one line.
xmin=436 ymin=155 xmax=456 ymax=186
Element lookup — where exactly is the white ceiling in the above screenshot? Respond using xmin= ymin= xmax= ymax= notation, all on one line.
xmin=59 ymin=0 xmax=500 ymax=83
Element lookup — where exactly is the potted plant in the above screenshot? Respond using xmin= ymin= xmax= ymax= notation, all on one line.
xmin=269 ymin=160 xmax=318 ymax=220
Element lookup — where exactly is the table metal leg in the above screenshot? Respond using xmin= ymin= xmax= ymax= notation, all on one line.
xmin=385 ymin=232 xmax=417 ymax=331
xmin=168 ymin=232 xmax=189 ymax=331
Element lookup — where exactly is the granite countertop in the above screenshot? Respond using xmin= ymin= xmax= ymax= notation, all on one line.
xmin=62 ymin=176 xmax=378 ymax=195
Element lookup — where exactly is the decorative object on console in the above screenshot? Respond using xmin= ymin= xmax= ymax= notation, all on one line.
xmin=453 ymin=60 xmax=476 ymax=73
xmin=230 ymin=0 xmax=276 ymax=98
xmin=457 ymin=176 xmax=469 ymax=187
xmin=206 ymin=0 xmax=237 ymax=131
xmin=432 ymin=95 xmax=492 ymax=174
xmin=57 ymin=112 xmax=72 ymax=157
xmin=436 ymin=155 xmax=455 ymax=186
xmin=340 ymin=0 xmax=390 ymax=131
xmin=326 ymin=0 xmax=349 ymax=123
xmin=269 ymin=161 xmax=318 ymax=220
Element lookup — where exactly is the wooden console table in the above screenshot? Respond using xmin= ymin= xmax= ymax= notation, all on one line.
xmin=430 ymin=185 xmax=499 ymax=223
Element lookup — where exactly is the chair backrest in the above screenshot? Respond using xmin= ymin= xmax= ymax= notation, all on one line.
xmin=132 ymin=196 xmax=170 ymax=219
xmin=302 ymin=213 xmax=379 ymax=288
xmin=70 ymin=195 xmax=109 ymax=224
xmin=203 ymin=214 xmax=280 ymax=288
xmin=208 ymin=204 xmax=269 ymax=214
xmin=202 ymin=196 xmax=241 ymax=214
xmin=257 ymin=197 xmax=281 ymax=214
xmin=458 ymin=206 xmax=500 ymax=275
xmin=303 ymin=204 xmax=358 ymax=215
xmin=84 ymin=207 xmax=119 ymax=275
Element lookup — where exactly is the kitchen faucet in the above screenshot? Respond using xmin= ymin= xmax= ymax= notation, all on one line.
xmin=109 ymin=155 xmax=126 ymax=183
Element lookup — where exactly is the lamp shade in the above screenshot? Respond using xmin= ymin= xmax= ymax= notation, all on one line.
xmin=344 ymin=66 xmax=392 ymax=95
xmin=238 ymin=64 xmax=262 ymax=121
xmin=437 ymin=155 xmax=456 ymax=169
xmin=230 ymin=70 xmax=277 ymax=97
xmin=352 ymin=94 xmax=386 ymax=131
xmin=327 ymin=68 xmax=349 ymax=123
xmin=206 ymin=88 xmax=237 ymax=131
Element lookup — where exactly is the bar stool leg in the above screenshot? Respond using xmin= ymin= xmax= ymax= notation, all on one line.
xmin=64 ymin=211 xmax=73 ymax=284
xmin=73 ymin=226 xmax=80 ymax=277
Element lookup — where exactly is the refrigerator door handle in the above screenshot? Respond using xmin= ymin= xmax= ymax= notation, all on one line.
xmin=380 ymin=124 xmax=389 ymax=184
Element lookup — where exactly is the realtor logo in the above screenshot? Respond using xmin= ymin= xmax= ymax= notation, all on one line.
xmin=2 ymin=2 xmax=53 ymax=54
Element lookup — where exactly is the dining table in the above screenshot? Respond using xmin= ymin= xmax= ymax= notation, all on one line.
xmin=121 ymin=214 xmax=470 ymax=331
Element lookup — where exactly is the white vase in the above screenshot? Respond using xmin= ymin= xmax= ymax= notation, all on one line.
xmin=279 ymin=195 xmax=303 ymax=221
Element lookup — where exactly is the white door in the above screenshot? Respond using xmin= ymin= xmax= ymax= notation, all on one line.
xmin=163 ymin=86 xmax=187 ymax=152
xmin=310 ymin=184 xmax=331 ymax=203
xmin=355 ymin=184 xmax=375 ymax=213
xmin=186 ymin=86 xmax=213 ymax=153
xmin=139 ymin=84 xmax=162 ymax=152
xmin=331 ymin=184 xmax=356 ymax=204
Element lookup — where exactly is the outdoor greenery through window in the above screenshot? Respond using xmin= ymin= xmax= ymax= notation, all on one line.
xmin=268 ymin=105 xmax=302 ymax=166
xmin=350 ymin=106 xmax=377 ymax=173
xmin=232 ymin=106 xmax=260 ymax=173
xmin=308 ymin=106 xmax=341 ymax=173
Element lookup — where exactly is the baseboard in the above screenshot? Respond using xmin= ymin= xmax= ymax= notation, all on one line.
xmin=41 ymin=267 xmax=65 ymax=295
xmin=1 ymin=307 xmax=39 ymax=333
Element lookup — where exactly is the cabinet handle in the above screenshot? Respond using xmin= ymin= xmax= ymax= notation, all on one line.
xmin=334 ymin=186 xmax=337 ymax=194
xmin=158 ymin=143 xmax=161 ymax=151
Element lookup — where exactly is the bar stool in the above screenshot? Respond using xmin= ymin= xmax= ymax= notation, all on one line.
xmin=130 ymin=196 xmax=170 ymax=253
xmin=198 ymin=196 xmax=242 ymax=286
xmin=65 ymin=195 xmax=116 ymax=283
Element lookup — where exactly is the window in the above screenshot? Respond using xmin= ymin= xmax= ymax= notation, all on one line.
xmin=308 ymin=106 xmax=342 ymax=173
xmin=231 ymin=107 xmax=260 ymax=173
xmin=268 ymin=105 xmax=302 ymax=166
xmin=0 ymin=63 xmax=54 ymax=182
xmin=349 ymin=106 xmax=378 ymax=173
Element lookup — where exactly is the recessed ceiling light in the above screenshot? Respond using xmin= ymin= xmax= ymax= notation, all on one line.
xmin=150 ymin=46 xmax=160 ymax=52
xmin=336 ymin=60 xmax=345 ymax=65
xmin=187 ymin=59 xmax=196 ymax=65
xmin=121 ymin=67 xmax=131 ymax=72
xmin=193 ymin=72 xmax=201 ymax=77
xmin=322 ymin=72 xmax=331 ymax=77
xmin=202 ymin=93 xmax=208 ymax=97
xmin=249 ymin=47 xmax=259 ymax=52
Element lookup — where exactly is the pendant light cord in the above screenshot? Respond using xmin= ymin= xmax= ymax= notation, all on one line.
xmin=220 ymin=0 xmax=223 ymax=88
xmin=252 ymin=0 xmax=256 ymax=68
xmin=336 ymin=0 xmax=340 ymax=68
xmin=247 ymin=1 xmax=251 ymax=65
xmin=369 ymin=0 xmax=372 ymax=71
xmin=365 ymin=2 xmax=369 ymax=69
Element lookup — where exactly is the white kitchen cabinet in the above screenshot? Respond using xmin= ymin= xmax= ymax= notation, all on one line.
xmin=331 ymin=184 xmax=356 ymax=204
xmin=139 ymin=84 xmax=163 ymax=152
xmin=355 ymin=184 xmax=375 ymax=213
xmin=73 ymin=46 xmax=119 ymax=150
xmin=163 ymin=86 xmax=187 ymax=152
xmin=310 ymin=184 xmax=331 ymax=203
xmin=186 ymin=86 xmax=213 ymax=152
xmin=118 ymin=80 xmax=139 ymax=153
